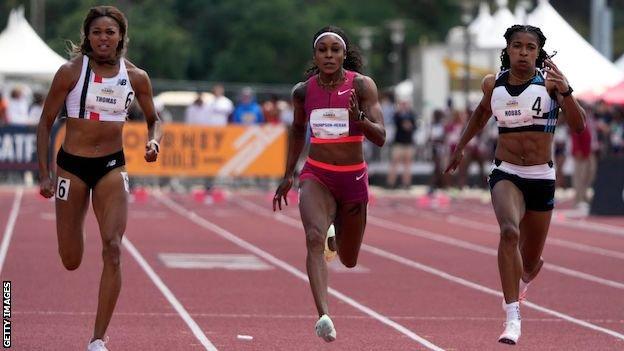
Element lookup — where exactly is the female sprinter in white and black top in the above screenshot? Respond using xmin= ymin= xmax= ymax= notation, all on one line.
xmin=36 ymin=6 xmax=162 ymax=351
xmin=445 ymin=25 xmax=585 ymax=346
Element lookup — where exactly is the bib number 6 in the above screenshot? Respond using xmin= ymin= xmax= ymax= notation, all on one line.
xmin=56 ymin=177 xmax=70 ymax=201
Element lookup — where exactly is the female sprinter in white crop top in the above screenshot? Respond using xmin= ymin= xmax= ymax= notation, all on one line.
xmin=36 ymin=6 xmax=162 ymax=351
xmin=445 ymin=25 xmax=585 ymax=346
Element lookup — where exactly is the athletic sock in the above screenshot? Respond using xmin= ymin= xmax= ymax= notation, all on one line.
xmin=504 ymin=301 xmax=521 ymax=321
xmin=520 ymin=279 xmax=530 ymax=293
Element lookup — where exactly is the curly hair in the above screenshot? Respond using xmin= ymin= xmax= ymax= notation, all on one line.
xmin=69 ymin=6 xmax=128 ymax=60
xmin=499 ymin=25 xmax=549 ymax=71
xmin=304 ymin=25 xmax=363 ymax=79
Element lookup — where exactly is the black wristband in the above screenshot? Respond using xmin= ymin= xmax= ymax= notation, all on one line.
xmin=560 ymin=85 xmax=573 ymax=97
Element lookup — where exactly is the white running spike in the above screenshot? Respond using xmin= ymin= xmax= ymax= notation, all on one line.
xmin=498 ymin=319 xmax=521 ymax=345
xmin=315 ymin=314 xmax=337 ymax=342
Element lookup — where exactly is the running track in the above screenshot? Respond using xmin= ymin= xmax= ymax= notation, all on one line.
xmin=1 ymin=187 xmax=623 ymax=350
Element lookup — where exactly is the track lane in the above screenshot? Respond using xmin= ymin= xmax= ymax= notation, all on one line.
xmin=2 ymin=191 xmax=213 ymax=350
xmin=233 ymin=192 xmax=624 ymax=350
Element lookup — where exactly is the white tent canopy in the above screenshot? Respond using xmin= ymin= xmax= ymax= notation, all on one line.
xmin=0 ymin=7 xmax=67 ymax=78
xmin=468 ymin=3 xmax=493 ymax=36
xmin=470 ymin=0 xmax=623 ymax=95
xmin=616 ymin=54 xmax=624 ymax=73
xmin=475 ymin=0 xmax=516 ymax=49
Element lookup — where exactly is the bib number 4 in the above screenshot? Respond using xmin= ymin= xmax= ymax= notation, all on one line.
xmin=532 ymin=97 xmax=542 ymax=116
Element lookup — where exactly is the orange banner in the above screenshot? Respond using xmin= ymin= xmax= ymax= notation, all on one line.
xmin=54 ymin=122 xmax=287 ymax=177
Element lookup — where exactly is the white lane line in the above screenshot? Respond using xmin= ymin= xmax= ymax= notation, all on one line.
xmin=365 ymin=215 xmax=624 ymax=290
xmin=234 ymin=198 xmax=624 ymax=341
xmin=452 ymin=202 xmax=624 ymax=238
xmin=552 ymin=216 xmax=624 ymax=237
xmin=444 ymin=214 xmax=624 ymax=260
xmin=159 ymin=253 xmax=273 ymax=270
xmin=122 ymin=238 xmax=218 ymax=351
xmin=363 ymin=245 xmax=624 ymax=341
xmin=0 ymin=188 xmax=23 ymax=275
xmin=157 ymin=193 xmax=445 ymax=351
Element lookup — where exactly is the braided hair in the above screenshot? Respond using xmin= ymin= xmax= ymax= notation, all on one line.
xmin=305 ymin=25 xmax=363 ymax=79
xmin=499 ymin=25 xmax=549 ymax=71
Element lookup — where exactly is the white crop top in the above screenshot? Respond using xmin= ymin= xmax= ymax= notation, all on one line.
xmin=65 ymin=55 xmax=135 ymax=122
xmin=491 ymin=69 xmax=559 ymax=134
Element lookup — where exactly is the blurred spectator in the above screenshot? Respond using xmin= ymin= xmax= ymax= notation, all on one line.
xmin=27 ymin=92 xmax=45 ymax=125
xmin=379 ymin=92 xmax=395 ymax=162
xmin=7 ymin=87 xmax=29 ymax=124
xmin=0 ymin=92 xmax=7 ymax=125
xmin=154 ymin=98 xmax=173 ymax=123
xmin=570 ymin=112 xmax=594 ymax=207
xmin=594 ymin=100 xmax=612 ymax=124
xmin=609 ymin=109 xmax=624 ymax=155
xmin=588 ymin=109 xmax=600 ymax=201
xmin=262 ymin=95 xmax=281 ymax=124
xmin=458 ymin=111 xmax=487 ymax=189
xmin=184 ymin=92 xmax=208 ymax=125
xmin=386 ymin=100 xmax=417 ymax=189
xmin=553 ymin=117 xmax=569 ymax=188
xmin=380 ymin=92 xmax=395 ymax=132
xmin=428 ymin=109 xmax=447 ymax=192
xmin=279 ymin=100 xmax=294 ymax=126
xmin=205 ymin=84 xmax=233 ymax=126
xmin=444 ymin=110 xmax=465 ymax=188
xmin=232 ymin=87 xmax=263 ymax=125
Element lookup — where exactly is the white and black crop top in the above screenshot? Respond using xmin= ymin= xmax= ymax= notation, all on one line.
xmin=65 ymin=55 xmax=135 ymax=122
xmin=490 ymin=69 xmax=559 ymax=134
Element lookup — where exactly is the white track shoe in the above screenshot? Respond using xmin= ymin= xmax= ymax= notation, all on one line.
xmin=87 ymin=338 xmax=109 ymax=351
xmin=315 ymin=314 xmax=337 ymax=342
xmin=324 ymin=224 xmax=337 ymax=263
xmin=498 ymin=319 xmax=521 ymax=345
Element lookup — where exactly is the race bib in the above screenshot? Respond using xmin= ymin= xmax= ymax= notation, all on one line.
xmin=121 ymin=172 xmax=129 ymax=193
xmin=56 ymin=176 xmax=70 ymax=201
xmin=495 ymin=108 xmax=533 ymax=128
xmin=309 ymin=108 xmax=349 ymax=139
xmin=85 ymin=83 xmax=130 ymax=114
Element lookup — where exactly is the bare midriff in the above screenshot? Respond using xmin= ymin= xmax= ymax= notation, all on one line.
xmin=62 ymin=118 xmax=124 ymax=157
xmin=308 ymin=142 xmax=363 ymax=166
xmin=496 ymin=132 xmax=554 ymax=165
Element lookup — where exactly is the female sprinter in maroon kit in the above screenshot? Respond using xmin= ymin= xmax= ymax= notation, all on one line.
xmin=36 ymin=6 xmax=162 ymax=351
xmin=445 ymin=25 xmax=585 ymax=345
xmin=273 ymin=25 xmax=385 ymax=342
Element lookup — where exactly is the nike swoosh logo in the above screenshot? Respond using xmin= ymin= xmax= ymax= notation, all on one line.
xmin=355 ymin=172 xmax=366 ymax=181
xmin=338 ymin=89 xmax=352 ymax=96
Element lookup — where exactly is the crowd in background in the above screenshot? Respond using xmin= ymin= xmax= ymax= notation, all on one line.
xmin=2 ymin=82 xmax=624 ymax=206
xmin=180 ymin=84 xmax=293 ymax=127
xmin=0 ymin=86 xmax=45 ymax=126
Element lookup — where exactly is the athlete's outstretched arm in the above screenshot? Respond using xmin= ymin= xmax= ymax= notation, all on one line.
xmin=445 ymin=74 xmax=495 ymax=174
xmin=273 ymin=82 xmax=308 ymax=211
xmin=352 ymin=75 xmax=385 ymax=147
xmin=36 ymin=63 xmax=76 ymax=198
xmin=131 ymin=67 xmax=162 ymax=162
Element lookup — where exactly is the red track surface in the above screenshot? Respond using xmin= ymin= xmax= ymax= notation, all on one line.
xmin=1 ymin=188 xmax=623 ymax=350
